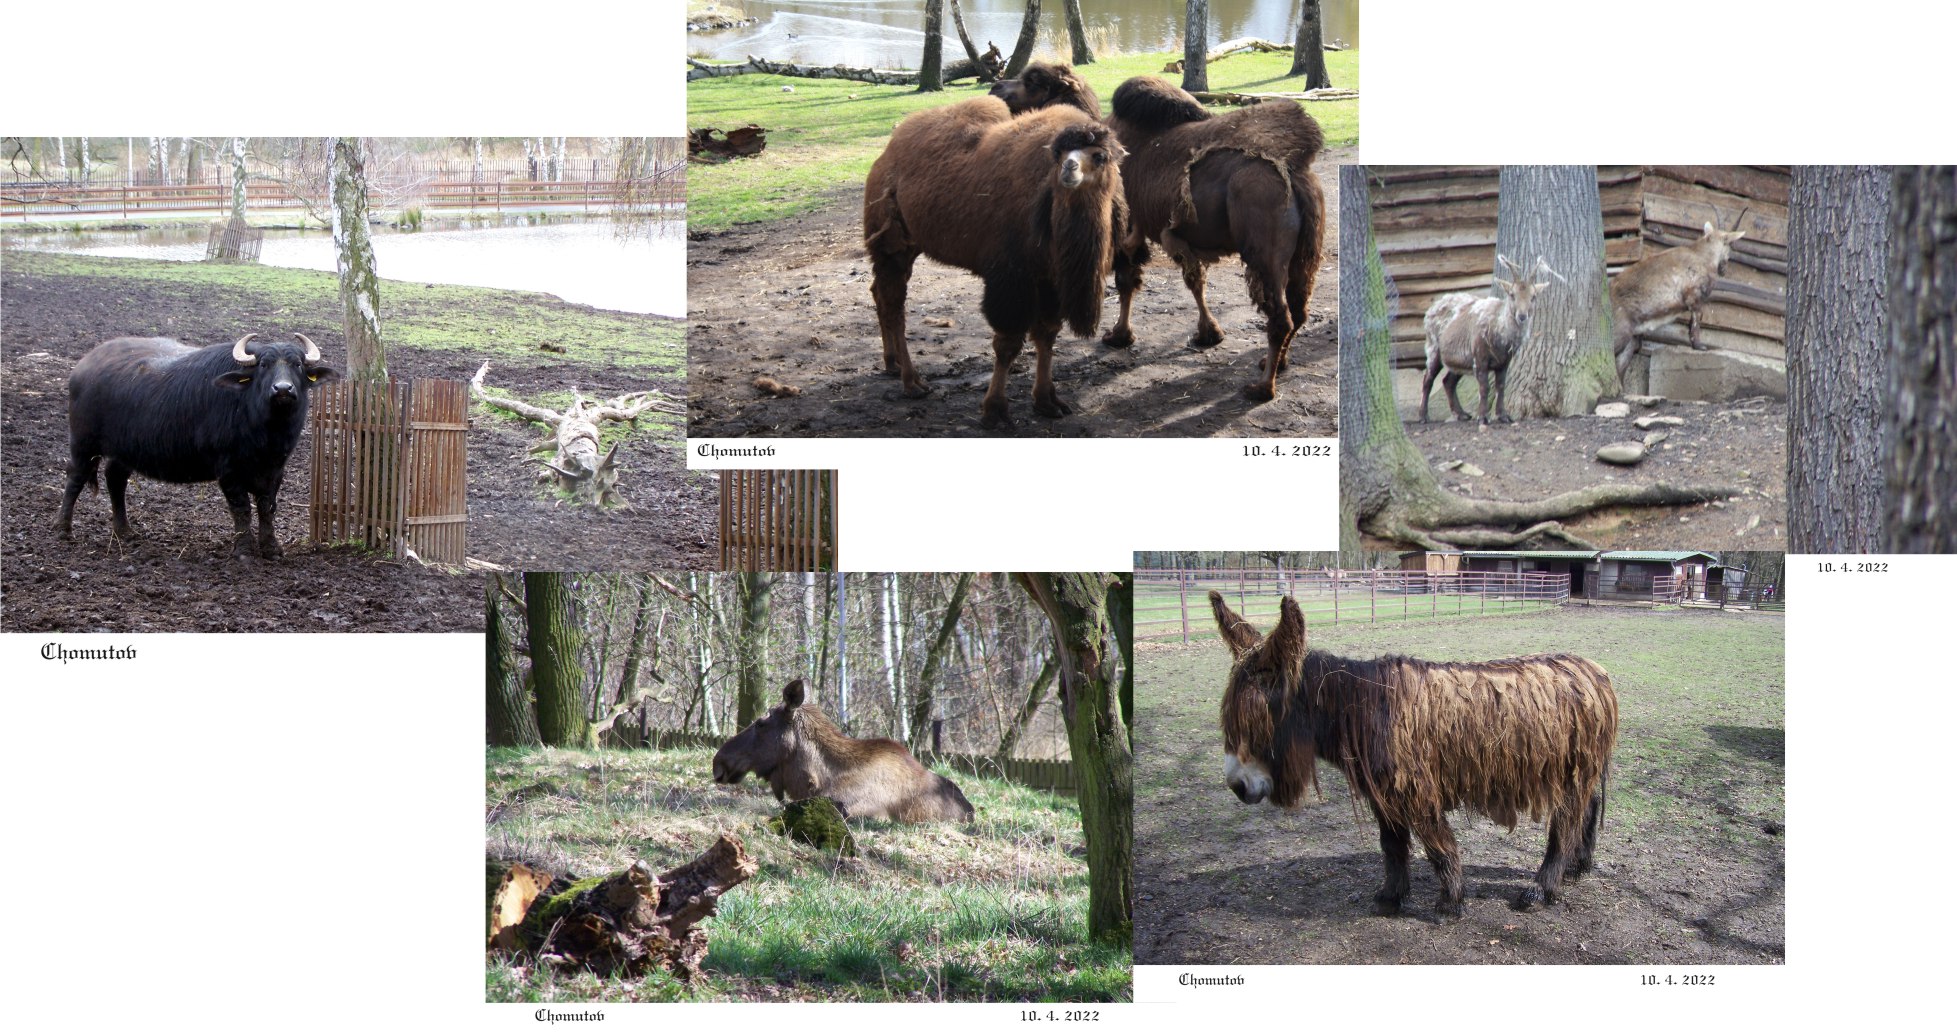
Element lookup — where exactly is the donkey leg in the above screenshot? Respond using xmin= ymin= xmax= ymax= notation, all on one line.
xmin=1102 ymin=234 xmax=1149 ymax=349
xmin=981 ymin=329 xmax=1025 ymax=430
xmin=1029 ymin=321 xmax=1073 ymax=419
xmin=1441 ymin=372 xmax=1471 ymax=422
xmin=1520 ymin=803 xmax=1586 ymax=910
xmin=870 ymin=250 xmax=928 ymax=396
xmin=1574 ymin=784 xmax=1606 ymax=877
xmin=1410 ymin=813 xmax=1466 ymax=919
xmin=1369 ymin=800 xmax=1412 ymax=915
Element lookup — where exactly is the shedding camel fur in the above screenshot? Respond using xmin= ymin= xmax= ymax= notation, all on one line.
xmin=469 ymin=361 xmax=681 ymax=507
xmin=1211 ymin=592 xmax=1618 ymax=918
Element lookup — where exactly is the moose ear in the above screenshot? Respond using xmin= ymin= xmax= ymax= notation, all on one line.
xmin=1256 ymin=596 xmax=1308 ymax=676
xmin=782 ymin=679 xmax=807 ymax=709
xmin=1209 ymin=591 xmax=1260 ymax=659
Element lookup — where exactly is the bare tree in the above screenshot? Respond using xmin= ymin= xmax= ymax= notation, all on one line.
xmin=1004 ymin=0 xmax=1044 ymax=79
xmin=1289 ymin=0 xmax=1332 ymax=87
xmin=735 ymin=573 xmax=773 ymax=728
xmin=1497 ymin=165 xmax=1618 ymax=416
xmin=920 ymin=0 xmax=946 ymax=92
xmin=527 ymin=572 xmax=593 ymax=747
xmin=1064 ymin=0 xmax=1095 ymax=65
xmin=330 ymin=137 xmax=385 ymax=382
xmin=910 ymin=572 xmax=975 ymax=752
xmin=487 ymin=575 xmax=541 ymax=747
xmin=1182 ymin=0 xmax=1210 ymax=93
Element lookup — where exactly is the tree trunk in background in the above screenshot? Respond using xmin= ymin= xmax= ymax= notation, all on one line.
xmin=835 ymin=571 xmax=851 ymax=726
xmin=487 ymin=576 xmax=541 ymax=747
xmin=472 ymin=137 xmax=484 ymax=182
xmin=1787 ymin=165 xmax=1891 ymax=553
xmin=997 ymin=653 xmax=1057 ymax=758
xmin=330 ymin=137 xmax=386 ymax=382
xmin=526 ymin=573 xmax=593 ymax=748
xmin=1003 ymin=0 xmax=1043 ymax=79
xmin=616 ymin=575 xmax=659 ymax=705
xmin=229 ymin=138 xmax=248 ymax=222
xmin=1014 ymin=572 xmax=1133 ymax=946
xmin=910 ymin=572 xmax=974 ymax=752
xmin=1182 ymin=0 xmax=1210 ymax=93
xmin=1107 ymin=573 xmax=1132 ymax=732
xmin=735 ymin=573 xmax=772 ymax=728
xmin=1064 ymin=0 xmax=1095 ymax=65
xmin=1886 ymin=166 xmax=1957 ymax=552
xmin=1498 ymin=165 xmax=1618 ymax=416
xmin=919 ymin=0 xmax=946 ymax=91
xmin=1289 ymin=0 xmax=1331 ymax=87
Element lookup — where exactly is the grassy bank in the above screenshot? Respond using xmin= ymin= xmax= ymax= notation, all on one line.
xmin=485 ymin=745 xmax=1131 ymax=1002
xmin=687 ymin=49 xmax=1360 ymax=229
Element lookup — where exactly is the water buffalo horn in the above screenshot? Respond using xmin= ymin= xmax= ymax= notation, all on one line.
xmin=232 ymin=333 xmax=260 ymax=365
xmin=295 ymin=332 xmax=321 ymax=362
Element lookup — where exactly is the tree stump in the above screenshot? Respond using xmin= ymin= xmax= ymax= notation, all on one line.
xmin=486 ymin=833 xmax=758 ymax=980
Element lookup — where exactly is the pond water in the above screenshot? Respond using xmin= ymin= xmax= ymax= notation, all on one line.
xmin=691 ymin=0 xmax=1358 ymax=69
xmin=2 ymin=217 xmax=686 ymax=317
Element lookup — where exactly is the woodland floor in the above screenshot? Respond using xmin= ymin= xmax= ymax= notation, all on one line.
xmin=1 ymin=251 xmax=712 ymax=632
xmin=1134 ymin=605 xmax=1785 ymax=965
xmin=684 ymin=147 xmax=1351 ymax=439
xmin=1387 ymin=382 xmax=1788 ymax=549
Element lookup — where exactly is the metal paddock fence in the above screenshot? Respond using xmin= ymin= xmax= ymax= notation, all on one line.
xmin=1135 ymin=567 xmax=1571 ymax=643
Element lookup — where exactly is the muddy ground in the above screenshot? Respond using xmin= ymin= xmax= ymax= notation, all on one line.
xmin=1135 ymin=606 xmax=1785 ymax=965
xmin=1 ymin=254 xmax=713 ymax=633
xmin=1392 ymin=385 xmax=1787 ymax=549
xmin=686 ymin=147 xmax=1351 ymax=438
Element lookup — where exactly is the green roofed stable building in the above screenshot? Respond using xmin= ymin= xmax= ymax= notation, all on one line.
xmin=1397 ymin=550 xmax=1736 ymax=602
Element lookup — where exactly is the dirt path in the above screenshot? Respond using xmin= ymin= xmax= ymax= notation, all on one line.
xmin=686 ymin=147 xmax=1351 ymax=438
xmin=1393 ymin=393 xmax=1787 ymax=548
xmin=1135 ymin=608 xmax=1785 ymax=965
xmin=1 ymin=256 xmax=712 ymax=632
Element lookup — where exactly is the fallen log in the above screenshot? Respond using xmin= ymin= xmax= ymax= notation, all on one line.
xmin=487 ymin=833 xmax=759 ymax=980
xmin=469 ymin=361 xmax=682 ymax=507
xmin=1163 ymin=36 xmax=1292 ymax=73
xmin=686 ymin=52 xmax=1002 ymax=86
xmin=1188 ymin=88 xmax=1359 ymax=105
xmin=689 ymin=125 xmax=768 ymax=161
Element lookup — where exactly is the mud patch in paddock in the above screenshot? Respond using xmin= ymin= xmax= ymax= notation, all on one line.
xmin=686 ymin=147 xmax=1351 ymax=438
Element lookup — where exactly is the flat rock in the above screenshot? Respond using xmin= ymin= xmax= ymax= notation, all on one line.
xmin=1594 ymin=402 xmax=1632 ymax=419
xmin=1634 ymin=414 xmax=1687 ymax=429
xmin=1643 ymin=430 xmax=1671 ymax=447
xmin=1597 ymin=441 xmax=1648 ymax=465
xmin=1626 ymin=394 xmax=1665 ymax=407
xmin=1459 ymin=462 xmax=1486 ymax=477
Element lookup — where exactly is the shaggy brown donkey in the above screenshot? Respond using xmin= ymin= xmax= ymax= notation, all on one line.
xmin=712 ymin=679 xmax=975 ymax=823
xmin=1098 ymin=78 xmax=1326 ymax=403
xmin=863 ymin=94 xmax=1126 ymax=428
xmin=1210 ymin=592 xmax=1618 ymax=919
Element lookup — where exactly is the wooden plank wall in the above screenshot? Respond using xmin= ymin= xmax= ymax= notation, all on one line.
xmin=718 ymin=469 xmax=838 ymax=571
xmin=1371 ymin=166 xmax=1789 ymax=368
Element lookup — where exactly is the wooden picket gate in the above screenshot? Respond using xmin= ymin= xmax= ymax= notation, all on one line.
xmin=309 ymin=378 xmax=468 ymax=563
xmin=719 ymin=469 xmax=837 ymax=571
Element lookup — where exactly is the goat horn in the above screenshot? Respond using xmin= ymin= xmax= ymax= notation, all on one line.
xmin=295 ymin=332 xmax=321 ymax=362
xmin=231 ymin=333 xmax=260 ymax=365
xmin=1730 ymin=206 xmax=1750 ymax=232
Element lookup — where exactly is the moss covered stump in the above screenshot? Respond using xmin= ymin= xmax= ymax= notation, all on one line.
xmin=768 ymin=796 xmax=858 ymax=856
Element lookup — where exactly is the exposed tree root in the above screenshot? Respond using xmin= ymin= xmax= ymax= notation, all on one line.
xmin=469 ymin=362 xmax=681 ymax=507
xmin=1367 ymin=481 xmax=1741 ymax=550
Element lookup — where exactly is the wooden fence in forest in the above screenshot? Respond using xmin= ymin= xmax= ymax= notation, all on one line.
xmin=308 ymin=378 xmax=469 ymax=564
xmin=1369 ymin=165 xmax=1790 ymax=371
xmin=605 ymin=727 xmax=1079 ymax=795
xmin=719 ymin=469 xmax=838 ymax=571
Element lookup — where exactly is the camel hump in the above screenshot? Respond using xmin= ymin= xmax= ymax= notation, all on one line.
xmin=1110 ymin=76 xmax=1210 ymax=130
xmin=1226 ymin=101 xmax=1325 ymax=169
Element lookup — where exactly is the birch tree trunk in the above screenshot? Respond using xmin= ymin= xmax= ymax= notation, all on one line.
xmin=1014 ymin=572 xmax=1133 ymax=946
xmin=331 ymin=137 xmax=386 ymax=382
xmin=527 ymin=573 xmax=593 ymax=748
xmin=1886 ymin=165 xmax=1957 ymax=552
xmin=1182 ymin=0 xmax=1211 ymax=93
xmin=1064 ymin=0 xmax=1095 ymax=65
xmin=1289 ymin=0 xmax=1332 ymax=87
xmin=1787 ymin=165 xmax=1891 ymax=552
xmin=230 ymin=138 xmax=248 ymax=222
xmin=1498 ymin=165 xmax=1617 ymax=416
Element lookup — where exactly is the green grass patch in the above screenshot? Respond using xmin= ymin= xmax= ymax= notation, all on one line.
xmin=485 ymin=745 xmax=1129 ymax=1003
xmin=686 ymin=48 xmax=1359 ymax=230
xmin=0 ymin=249 xmax=685 ymax=373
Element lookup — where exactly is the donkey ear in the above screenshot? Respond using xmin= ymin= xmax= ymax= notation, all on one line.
xmin=1209 ymin=591 xmax=1261 ymax=659
xmin=782 ymin=679 xmax=806 ymax=708
xmin=1257 ymin=596 xmax=1308 ymax=675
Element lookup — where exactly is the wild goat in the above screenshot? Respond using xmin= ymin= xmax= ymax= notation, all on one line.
xmin=1609 ymin=220 xmax=1747 ymax=374
xmin=1419 ymin=255 xmax=1555 ymax=425
xmin=1211 ymin=592 xmax=1618 ymax=918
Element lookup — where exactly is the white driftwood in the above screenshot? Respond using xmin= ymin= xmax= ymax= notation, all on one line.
xmin=1188 ymin=88 xmax=1359 ymax=105
xmin=469 ymin=362 xmax=680 ymax=507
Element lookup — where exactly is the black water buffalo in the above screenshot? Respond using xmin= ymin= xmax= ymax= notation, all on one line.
xmin=56 ymin=333 xmax=339 ymax=558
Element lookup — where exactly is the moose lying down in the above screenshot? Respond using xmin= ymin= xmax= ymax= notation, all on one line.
xmin=57 ymin=334 xmax=338 ymax=559
xmin=1211 ymin=592 xmax=1618 ymax=918
xmin=712 ymin=679 xmax=976 ymax=823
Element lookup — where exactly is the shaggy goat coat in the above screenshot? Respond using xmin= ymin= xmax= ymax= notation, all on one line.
xmin=712 ymin=679 xmax=975 ymax=823
xmin=1212 ymin=592 xmax=1617 ymax=915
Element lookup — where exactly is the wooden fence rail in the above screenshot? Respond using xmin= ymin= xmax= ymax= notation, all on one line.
xmin=2 ymin=179 xmax=682 ymax=220
xmin=719 ymin=469 xmax=838 ymax=571
xmin=605 ymin=727 xmax=1077 ymax=795
xmin=1135 ymin=566 xmax=1570 ymax=642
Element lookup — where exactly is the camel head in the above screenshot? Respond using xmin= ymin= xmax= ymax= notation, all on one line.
xmin=990 ymin=62 xmax=1101 ymax=118
xmin=1050 ymin=123 xmax=1124 ymax=192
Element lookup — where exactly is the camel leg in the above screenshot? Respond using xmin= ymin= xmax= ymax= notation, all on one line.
xmin=1243 ymin=264 xmax=1292 ymax=403
xmin=1102 ymin=233 xmax=1149 ymax=350
xmin=1409 ymin=812 xmax=1466 ymax=920
xmin=1163 ymin=231 xmax=1221 ymax=350
xmin=870 ymin=249 xmax=928 ymax=396
xmin=1441 ymin=371 xmax=1471 ymax=422
xmin=1289 ymin=171 xmax=1326 ymax=332
xmin=1029 ymin=320 xmax=1072 ymax=420
xmin=1369 ymin=800 xmax=1412 ymax=915
xmin=981 ymin=329 xmax=1025 ymax=430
